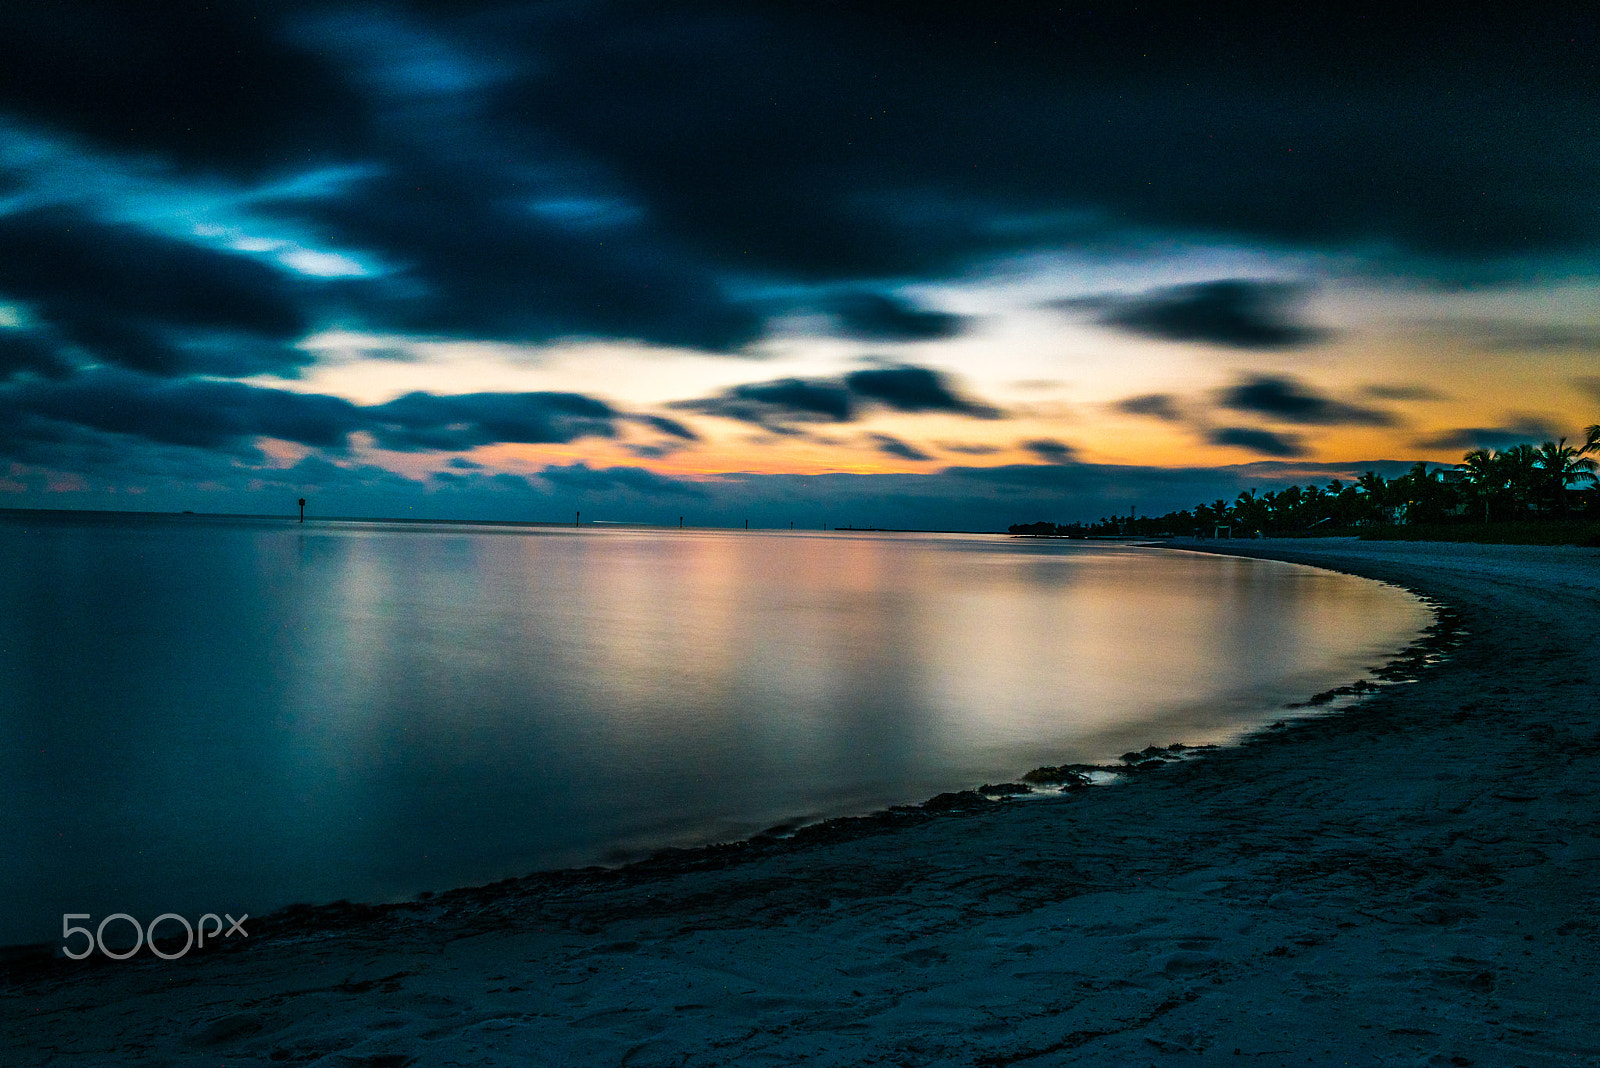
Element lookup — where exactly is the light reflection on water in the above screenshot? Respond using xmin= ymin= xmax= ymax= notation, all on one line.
xmin=0 ymin=514 xmax=1430 ymax=945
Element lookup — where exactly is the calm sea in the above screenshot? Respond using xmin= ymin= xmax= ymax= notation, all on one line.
xmin=0 ymin=511 xmax=1429 ymax=946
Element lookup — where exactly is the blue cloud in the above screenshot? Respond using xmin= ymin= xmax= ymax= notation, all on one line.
xmin=1087 ymin=280 xmax=1327 ymax=349
xmin=537 ymin=462 xmax=707 ymax=498
xmin=1221 ymin=376 xmax=1394 ymax=426
xmin=364 ymin=391 xmax=619 ymax=451
xmin=675 ymin=364 xmax=998 ymax=431
xmin=1208 ymin=427 xmax=1307 ymax=458
xmin=869 ymin=433 xmax=932 ymax=462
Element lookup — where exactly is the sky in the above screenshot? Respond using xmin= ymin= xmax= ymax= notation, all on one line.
xmin=0 ymin=1 xmax=1596 ymax=529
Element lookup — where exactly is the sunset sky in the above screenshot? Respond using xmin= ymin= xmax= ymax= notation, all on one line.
xmin=1 ymin=3 xmax=1596 ymax=528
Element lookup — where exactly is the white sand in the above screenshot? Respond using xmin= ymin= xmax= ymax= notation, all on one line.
xmin=5 ymin=538 xmax=1599 ymax=1066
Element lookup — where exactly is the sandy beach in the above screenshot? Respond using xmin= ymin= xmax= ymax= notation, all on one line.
xmin=5 ymin=538 xmax=1599 ymax=1067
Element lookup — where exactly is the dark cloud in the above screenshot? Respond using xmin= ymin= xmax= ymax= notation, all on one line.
xmin=1415 ymin=422 xmax=1561 ymax=452
xmin=937 ymin=441 xmax=1003 ymax=456
xmin=869 ymin=433 xmax=932 ymax=462
xmin=1221 ymin=376 xmax=1395 ymax=426
xmin=1087 ymin=280 xmax=1326 ymax=349
xmin=364 ymin=391 xmax=619 ymax=452
xmin=0 ymin=369 xmax=362 ymax=453
xmin=0 ymin=4 xmax=775 ymax=357
xmin=674 ymin=377 xmax=855 ymax=431
xmin=1115 ymin=393 xmax=1183 ymax=421
xmin=433 ymin=468 xmax=533 ymax=491
xmin=633 ymin=414 xmax=700 ymax=441
xmin=488 ymin=472 xmax=535 ymax=492
xmin=0 ymin=329 xmax=71 ymax=380
xmin=619 ymin=414 xmax=698 ymax=459
xmin=537 ymin=462 xmax=707 ymax=498
xmin=0 ymin=210 xmax=314 ymax=377
xmin=824 ymin=293 xmax=966 ymax=342
xmin=674 ymin=364 xmax=997 ymax=431
xmin=1445 ymin=320 xmax=1600 ymax=352
xmin=843 ymin=365 xmax=998 ymax=416
xmin=492 ymin=4 xmax=1600 ymax=282
xmin=274 ymin=167 xmax=767 ymax=353
xmin=0 ymin=2 xmax=1590 ymax=382
xmin=1365 ymin=383 xmax=1447 ymax=401
xmin=282 ymin=454 xmax=415 ymax=489
xmin=0 ymin=372 xmax=631 ymax=459
xmin=624 ymin=443 xmax=686 ymax=460
xmin=1023 ymin=438 xmax=1076 ymax=464
xmin=1208 ymin=427 xmax=1307 ymax=458
xmin=0 ymin=0 xmax=371 ymax=176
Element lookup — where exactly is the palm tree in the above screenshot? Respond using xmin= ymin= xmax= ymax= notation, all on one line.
xmin=1584 ymin=424 xmax=1600 ymax=455
xmin=1496 ymin=443 xmax=1541 ymax=516
xmin=1205 ymin=499 xmax=1233 ymax=536
xmin=1259 ymin=489 xmax=1282 ymax=533
xmin=1233 ymin=489 xmax=1268 ymax=534
xmin=1533 ymin=438 xmax=1598 ymax=515
xmin=1394 ymin=461 xmax=1450 ymax=524
xmin=1355 ymin=470 xmax=1389 ymax=524
xmin=1456 ymin=448 xmax=1502 ymax=522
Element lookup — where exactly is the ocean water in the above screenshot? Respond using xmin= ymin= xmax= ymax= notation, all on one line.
xmin=0 ymin=512 xmax=1430 ymax=947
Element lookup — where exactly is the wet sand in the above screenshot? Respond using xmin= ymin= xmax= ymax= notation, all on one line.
xmin=5 ymin=538 xmax=1599 ymax=1066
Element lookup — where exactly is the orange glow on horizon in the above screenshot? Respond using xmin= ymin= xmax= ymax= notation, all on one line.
xmin=273 ymin=280 xmax=1600 ymax=490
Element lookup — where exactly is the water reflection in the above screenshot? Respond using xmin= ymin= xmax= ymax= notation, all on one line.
xmin=0 ymin=516 xmax=1429 ymax=945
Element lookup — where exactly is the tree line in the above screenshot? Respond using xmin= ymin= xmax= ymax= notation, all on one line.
xmin=1010 ymin=428 xmax=1600 ymax=539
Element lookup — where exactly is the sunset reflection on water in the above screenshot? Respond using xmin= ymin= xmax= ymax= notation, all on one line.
xmin=0 ymin=515 xmax=1428 ymax=946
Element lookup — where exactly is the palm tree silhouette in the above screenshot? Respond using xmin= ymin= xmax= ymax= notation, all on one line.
xmin=1396 ymin=461 xmax=1449 ymax=524
xmin=1456 ymin=448 xmax=1502 ymax=522
xmin=1233 ymin=489 xmax=1268 ymax=534
xmin=1496 ymin=444 xmax=1541 ymax=516
xmin=1533 ymin=438 xmax=1598 ymax=516
xmin=1355 ymin=471 xmax=1389 ymax=524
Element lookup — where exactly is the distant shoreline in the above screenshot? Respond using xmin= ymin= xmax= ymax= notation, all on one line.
xmin=0 ymin=505 xmax=1004 ymax=535
xmin=6 ymin=538 xmax=1598 ymax=1064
